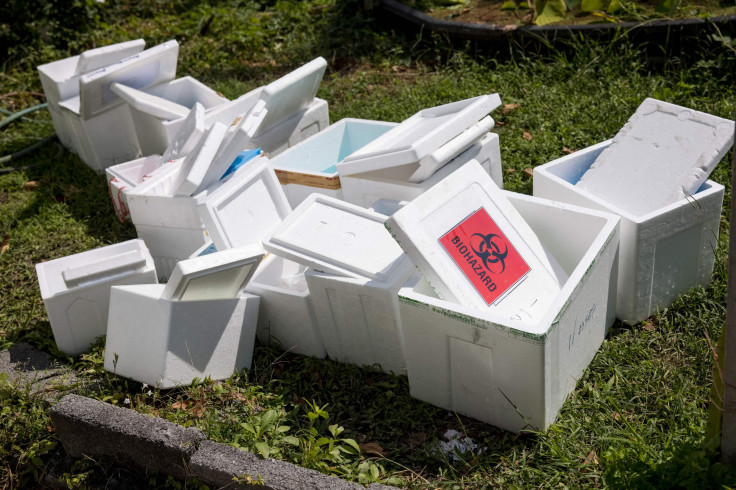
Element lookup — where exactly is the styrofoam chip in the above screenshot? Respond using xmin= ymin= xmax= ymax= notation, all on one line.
xmin=111 ymin=82 xmax=190 ymax=120
xmin=263 ymin=194 xmax=410 ymax=281
xmin=576 ymin=98 xmax=735 ymax=216
xmin=386 ymin=161 xmax=565 ymax=322
xmin=162 ymin=244 xmax=264 ymax=302
xmin=79 ymin=40 xmax=179 ymax=119
xmin=172 ymin=122 xmax=229 ymax=197
xmin=338 ymin=94 xmax=502 ymax=176
xmin=76 ymin=39 xmax=146 ymax=76
xmin=162 ymin=102 xmax=206 ymax=161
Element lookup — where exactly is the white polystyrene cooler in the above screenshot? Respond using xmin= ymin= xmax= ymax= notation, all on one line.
xmin=106 ymin=103 xmax=206 ymax=220
xmin=245 ymin=254 xmax=325 ymax=358
xmin=116 ymin=76 xmax=227 ymax=156
xmin=37 ymin=39 xmax=146 ymax=151
xmin=533 ymin=140 xmax=724 ymax=323
xmin=57 ymin=40 xmax=180 ymax=172
xmin=104 ymin=246 xmax=263 ymax=388
xmin=340 ymin=132 xmax=502 ymax=208
xmin=398 ymin=191 xmax=620 ymax=433
xmin=269 ymin=119 xmax=398 ymax=208
xmin=35 ymin=239 xmax=157 ymax=356
xmin=263 ymin=194 xmax=414 ymax=374
xmin=337 ymin=94 xmax=503 ymax=208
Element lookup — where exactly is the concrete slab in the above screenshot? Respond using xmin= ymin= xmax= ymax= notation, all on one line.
xmin=0 ymin=342 xmax=83 ymax=400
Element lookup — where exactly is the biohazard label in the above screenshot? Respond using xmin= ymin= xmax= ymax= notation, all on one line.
xmin=439 ymin=207 xmax=530 ymax=305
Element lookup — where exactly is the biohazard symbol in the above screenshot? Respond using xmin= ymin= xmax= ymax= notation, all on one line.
xmin=470 ymin=233 xmax=508 ymax=274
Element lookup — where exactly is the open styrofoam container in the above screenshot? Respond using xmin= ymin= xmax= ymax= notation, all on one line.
xmin=55 ymin=40 xmax=180 ymax=172
xmin=337 ymin=94 xmax=502 ymax=180
xmin=534 ymin=139 xmax=725 ymax=323
xmin=106 ymin=103 xmax=206 ymax=220
xmin=245 ymin=254 xmax=325 ymax=358
xmin=37 ymin=39 xmax=146 ymax=149
xmin=195 ymin=156 xmax=292 ymax=252
xmin=340 ymin=131 xmax=502 ymax=209
xmin=398 ymin=191 xmax=620 ymax=433
xmin=35 ymin=239 xmax=157 ymax=356
xmin=386 ymin=161 xmax=567 ymax=326
xmin=263 ymin=194 xmax=414 ymax=374
xmin=103 ymin=245 xmax=264 ymax=388
xmin=121 ymin=76 xmax=229 ymax=156
xmin=126 ymin=159 xmax=209 ymax=279
xmin=270 ymin=118 xmax=398 ymax=208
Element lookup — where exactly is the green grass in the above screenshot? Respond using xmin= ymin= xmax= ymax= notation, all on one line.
xmin=2 ymin=0 xmax=736 ymax=487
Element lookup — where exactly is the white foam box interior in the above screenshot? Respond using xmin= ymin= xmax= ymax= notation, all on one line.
xmin=340 ymin=131 xmax=502 ymax=209
xmin=398 ymin=192 xmax=620 ymax=432
xmin=245 ymin=254 xmax=326 ymax=358
xmin=533 ymin=139 xmax=724 ymax=323
xmin=196 ymin=157 xmax=292 ymax=252
xmin=576 ymin=98 xmax=734 ymax=216
xmin=263 ymin=194 xmax=414 ymax=374
xmin=127 ymin=76 xmax=228 ymax=155
xmin=35 ymin=239 xmax=157 ymax=356
xmin=386 ymin=161 xmax=566 ymax=327
xmin=103 ymin=247 xmax=262 ymax=388
xmin=269 ymin=118 xmax=397 ymax=208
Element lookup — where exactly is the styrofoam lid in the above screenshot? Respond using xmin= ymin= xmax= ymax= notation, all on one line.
xmin=111 ymin=82 xmax=190 ymax=120
xmin=162 ymin=102 xmax=206 ymax=161
xmin=385 ymin=161 xmax=566 ymax=323
xmin=263 ymin=194 xmax=409 ymax=281
xmin=75 ymin=39 xmax=146 ymax=76
xmin=209 ymin=57 xmax=327 ymax=174
xmin=79 ymin=40 xmax=179 ymax=119
xmin=162 ymin=244 xmax=264 ymax=302
xmin=195 ymin=157 xmax=292 ymax=251
xmin=172 ymin=122 xmax=229 ymax=197
xmin=576 ymin=97 xmax=735 ymax=216
xmin=338 ymin=94 xmax=502 ymax=176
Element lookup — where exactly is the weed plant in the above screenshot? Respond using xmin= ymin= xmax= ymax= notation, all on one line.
xmin=1 ymin=0 xmax=736 ymax=487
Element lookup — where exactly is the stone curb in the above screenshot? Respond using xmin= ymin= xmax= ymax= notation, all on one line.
xmin=50 ymin=394 xmax=396 ymax=489
xmin=50 ymin=394 xmax=206 ymax=481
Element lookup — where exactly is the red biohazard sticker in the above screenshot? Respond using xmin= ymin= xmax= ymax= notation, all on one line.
xmin=439 ymin=207 xmax=530 ymax=305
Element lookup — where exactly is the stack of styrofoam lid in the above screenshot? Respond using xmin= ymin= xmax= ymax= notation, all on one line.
xmin=262 ymin=194 xmax=411 ymax=282
xmin=60 ymin=40 xmax=179 ymax=119
xmin=214 ymin=57 xmax=327 ymax=165
xmin=386 ymin=161 xmax=568 ymax=326
xmin=336 ymin=94 xmax=502 ymax=183
xmin=163 ymin=244 xmax=265 ymax=302
xmin=195 ymin=156 xmax=292 ymax=252
xmin=576 ymin=98 xmax=735 ymax=216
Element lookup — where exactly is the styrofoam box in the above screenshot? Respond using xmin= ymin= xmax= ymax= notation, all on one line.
xmin=340 ymin=132 xmax=502 ymax=209
xmin=35 ymin=239 xmax=157 ymax=356
xmin=263 ymin=195 xmax=415 ymax=374
xmin=245 ymin=254 xmax=325 ymax=358
xmin=533 ymin=140 xmax=724 ymax=323
xmin=56 ymin=40 xmax=180 ymax=172
xmin=103 ymin=246 xmax=263 ymax=388
xmin=126 ymin=160 xmax=209 ymax=279
xmin=106 ymin=103 xmax=207 ymax=220
xmin=123 ymin=76 xmax=228 ymax=156
xmin=269 ymin=119 xmax=398 ymax=208
xmin=37 ymin=39 xmax=146 ymax=149
xmin=398 ymin=192 xmax=620 ymax=432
